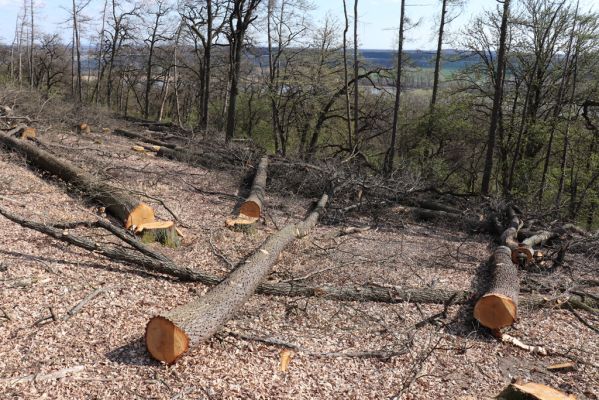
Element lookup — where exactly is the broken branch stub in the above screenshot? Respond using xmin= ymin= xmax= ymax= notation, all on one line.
xmin=145 ymin=193 xmax=329 ymax=364
xmin=474 ymin=246 xmax=519 ymax=330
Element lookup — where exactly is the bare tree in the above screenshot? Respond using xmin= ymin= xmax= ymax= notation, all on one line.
xmin=342 ymin=0 xmax=352 ymax=150
xmin=105 ymin=0 xmax=140 ymax=108
xmin=481 ymin=0 xmax=511 ymax=195
xmin=383 ymin=0 xmax=405 ymax=176
xmin=427 ymin=0 xmax=461 ymax=137
xmin=30 ymin=0 xmax=35 ymax=88
xmin=225 ymin=0 xmax=262 ymax=143
xmin=71 ymin=0 xmax=91 ymax=103
xmin=142 ymin=0 xmax=173 ymax=120
xmin=352 ymin=0 xmax=359 ymax=143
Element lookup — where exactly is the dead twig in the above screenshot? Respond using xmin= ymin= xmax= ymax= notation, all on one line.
xmin=566 ymin=303 xmax=599 ymax=334
xmin=226 ymin=330 xmax=408 ymax=360
xmin=0 ymin=365 xmax=85 ymax=385
xmin=63 ymin=285 xmax=115 ymax=321
xmin=209 ymin=229 xmax=235 ymax=270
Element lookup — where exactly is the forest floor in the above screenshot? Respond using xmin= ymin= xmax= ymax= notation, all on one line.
xmin=0 ymin=104 xmax=598 ymax=399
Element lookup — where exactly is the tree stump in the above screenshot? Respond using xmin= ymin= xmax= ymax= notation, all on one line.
xmin=136 ymin=221 xmax=181 ymax=248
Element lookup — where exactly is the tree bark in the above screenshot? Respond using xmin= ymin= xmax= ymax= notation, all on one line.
xmin=0 ymin=126 xmax=154 ymax=228
xmin=145 ymin=192 xmax=329 ymax=364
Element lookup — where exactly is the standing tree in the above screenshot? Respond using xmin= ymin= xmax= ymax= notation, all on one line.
xmin=352 ymin=0 xmax=359 ymax=144
xmin=342 ymin=0 xmax=352 ymax=150
xmin=383 ymin=0 xmax=406 ymax=176
xmin=427 ymin=0 xmax=461 ymax=137
xmin=71 ymin=0 xmax=90 ymax=104
xmin=481 ymin=0 xmax=511 ymax=195
xmin=142 ymin=0 xmax=172 ymax=120
xmin=225 ymin=0 xmax=262 ymax=143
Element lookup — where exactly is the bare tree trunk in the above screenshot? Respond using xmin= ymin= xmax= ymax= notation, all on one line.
xmin=158 ymin=68 xmax=170 ymax=122
xmin=94 ymin=0 xmax=108 ymax=105
xmin=267 ymin=0 xmax=281 ymax=154
xmin=29 ymin=0 xmax=34 ymax=88
xmin=555 ymin=40 xmax=580 ymax=212
xmin=352 ymin=0 xmax=359 ymax=142
xmin=72 ymin=0 xmax=83 ymax=103
xmin=200 ymin=0 xmax=213 ymax=131
xmin=342 ymin=0 xmax=352 ymax=150
xmin=481 ymin=0 xmax=510 ymax=195
xmin=383 ymin=0 xmax=405 ymax=176
xmin=145 ymin=193 xmax=329 ymax=364
xmin=427 ymin=0 xmax=447 ymax=137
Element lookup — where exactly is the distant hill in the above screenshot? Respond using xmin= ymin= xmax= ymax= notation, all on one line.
xmin=360 ymin=49 xmax=481 ymax=70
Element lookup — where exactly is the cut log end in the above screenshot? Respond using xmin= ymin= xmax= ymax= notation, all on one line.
xmin=145 ymin=316 xmax=190 ymax=365
xmin=136 ymin=221 xmax=181 ymax=248
xmin=497 ymin=380 xmax=576 ymax=400
xmin=124 ymin=202 xmax=155 ymax=230
xmin=76 ymin=123 xmax=91 ymax=134
xmin=16 ymin=127 xmax=36 ymax=140
xmin=473 ymin=293 xmax=517 ymax=330
xmin=512 ymin=245 xmax=533 ymax=265
xmin=239 ymin=200 xmax=261 ymax=219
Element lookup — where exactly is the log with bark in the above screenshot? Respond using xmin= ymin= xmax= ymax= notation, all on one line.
xmin=114 ymin=128 xmax=177 ymax=149
xmin=145 ymin=193 xmax=329 ymax=364
xmin=226 ymin=156 xmax=268 ymax=228
xmin=0 ymin=126 xmax=155 ymax=229
xmin=115 ymin=127 xmax=240 ymax=169
xmin=1 ymin=204 xmax=597 ymax=313
xmin=474 ymin=246 xmax=519 ymax=330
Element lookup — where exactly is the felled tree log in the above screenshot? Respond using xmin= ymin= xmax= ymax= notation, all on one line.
xmin=226 ymin=156 xmax=268 ymax=228
xmin=2 ymin=204 xmax=597 ymax=313
xmin=114 ymin=128 xmax=177 ymax=149
xmin=474 ymin=246 xmax=519 ymax=330
xmin=115 ymin=128 xmax=239 ymax=169
xmin=239 ymin=156 xmax=268 ymax=219
xmin=145 ymin=193 xmax=329 ymax=364
xmin=0 ymin=126 xmax=154 ymax=228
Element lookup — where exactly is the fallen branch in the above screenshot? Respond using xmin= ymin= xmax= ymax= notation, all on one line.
xmin=500 ymin=333 xmax=548 ymax=355
xmin=63 ymin=285 xmax=114 ymax=321
xmin=226 ymin=330 xmax=408 ymax=359
xmin=0 ymin=366 xmax=85 ymax=385
xmin=1 ymin=205 xmax=597 ymax=311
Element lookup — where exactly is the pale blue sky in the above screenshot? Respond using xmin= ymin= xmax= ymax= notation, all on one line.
xmin=0 ymin=0 xmax=597 ymax=50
